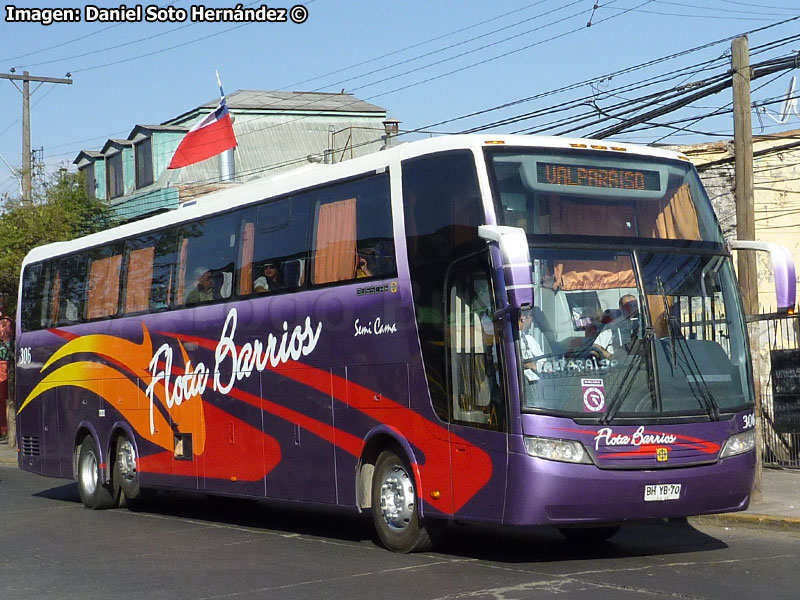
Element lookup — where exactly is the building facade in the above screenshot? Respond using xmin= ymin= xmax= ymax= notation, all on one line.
xmin=75 ymin=90 xmax=388 ymax=222
xmin=675 ymin=128 xmax=800 ymax=314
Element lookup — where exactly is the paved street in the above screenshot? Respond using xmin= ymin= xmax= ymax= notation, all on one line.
xmin=1 ymin=465 xmax=799 ymax=600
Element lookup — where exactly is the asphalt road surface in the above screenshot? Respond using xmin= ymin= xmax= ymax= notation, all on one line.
xmin=1 ymin=465 xmax=798 ymax=600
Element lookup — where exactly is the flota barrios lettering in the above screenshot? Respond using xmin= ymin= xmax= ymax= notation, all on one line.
xmin=146 ymin=307 xmax=322 ymax=434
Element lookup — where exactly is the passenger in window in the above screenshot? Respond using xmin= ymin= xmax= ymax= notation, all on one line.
xmin=254 ymin=262 xmax=285 ymax=293
xmin=594 ymin=295 xmax=640 ymax=355
xmin=356 ymin=252 xmax=373 ymax=278
xmin=519 ymin=311 xmax=544 ymax=377
xmin=211 ymin=271 xmax=226 ymax=301
xmin=185 ymin=268 xmax=214 ymax=305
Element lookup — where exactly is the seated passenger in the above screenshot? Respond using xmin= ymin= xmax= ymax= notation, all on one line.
xmin=254 ymin=262 xmax=285 ymax=293
xmin=595 ymin=294 xmax=640 ymax=354
xmin=519 ymin=311 xmax=544 ymax=378
xmin=211 ymin=271 xmax=226 ymax=301
xmin=356 ymin=251 xmax=374 ymax=278
xmin=185 ymin=268 xmax=214 ymax=305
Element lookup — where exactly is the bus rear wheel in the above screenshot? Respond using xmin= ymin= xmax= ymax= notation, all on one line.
xmin=114 ymin=435 xmax=145 ymax=505
xmin=371 ymin=450 xmax=442 ymax=553
xmin=77 ymin=436 xmax=116 ymax=509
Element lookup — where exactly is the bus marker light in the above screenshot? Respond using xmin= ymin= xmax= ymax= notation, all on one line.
xmin=591 ymin=145 xmax=608 ymax=150
xmin=569 ymin=143 xmax=587 ymax=148
xmin=485 ymin=140 xmax=505 ymax=145
xmin=430 ymin=490 xmax=441 ymax=499
xmin=610 ymin=147 xmax=627 ymax=152
xmin=231 ymin=476 xmax=238 ymax=481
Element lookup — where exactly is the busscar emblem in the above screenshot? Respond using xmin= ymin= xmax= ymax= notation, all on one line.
xmin=656 ymin=447 xmax=669 ymax=462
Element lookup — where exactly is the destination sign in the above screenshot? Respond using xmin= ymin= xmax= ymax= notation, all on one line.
xmin=537 ymin=162 xmax=661 ymax=191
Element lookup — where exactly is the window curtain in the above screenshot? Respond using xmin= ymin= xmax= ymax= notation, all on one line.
xmin=239 ymin=222 xmax=254 ymax=295
xmin=125 ymin=247 xmax=155 ymax=313
xmin=176 ymin=238 xmax=189 ymax=306
xmin=86 ymin=255 xmax=122 ymax=319
xmin=639 ymin=184 xmax=701 ymax=240
xmin=313 ymin=198 xmax=357 ymax=284
xmin=50 ymin=272 xmax=61 ymax=324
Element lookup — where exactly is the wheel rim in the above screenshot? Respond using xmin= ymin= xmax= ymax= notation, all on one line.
xmin=81 ymin=449 xmax=98 ymax=495
xmin=117 ymin=438 xmax=137 ymax=482
xmin=379 ymin=464 xmax=415 ymax=531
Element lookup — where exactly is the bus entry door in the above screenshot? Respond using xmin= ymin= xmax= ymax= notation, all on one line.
xmin=446 ymin=255 xmax=508 ymax=522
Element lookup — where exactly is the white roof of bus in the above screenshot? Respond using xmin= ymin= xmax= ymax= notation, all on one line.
xmin=21 ymin=134 xmax=689 ymax=268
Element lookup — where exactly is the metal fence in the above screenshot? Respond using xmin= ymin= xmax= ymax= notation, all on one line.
xmin=750 ymin=313 xmax=800 ymax=468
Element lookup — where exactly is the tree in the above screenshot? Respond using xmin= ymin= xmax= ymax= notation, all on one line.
xmin=0 ymin=169 xmax=109 ymax=447
xmin=0 ymin=169 xmax=110 ymax=314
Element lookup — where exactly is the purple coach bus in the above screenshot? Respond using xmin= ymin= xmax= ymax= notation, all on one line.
xmin=15 ymin=135 xmax=797 ymax=552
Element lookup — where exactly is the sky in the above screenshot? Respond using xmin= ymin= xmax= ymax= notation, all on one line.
xmin=2 ymin=0 xmax=800 ymax=197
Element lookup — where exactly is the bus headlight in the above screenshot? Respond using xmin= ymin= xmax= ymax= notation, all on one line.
xmin=524 ymin=436 xmax=593 ymax=464
xmin=720 ymin=429 xmax=756 ymax=458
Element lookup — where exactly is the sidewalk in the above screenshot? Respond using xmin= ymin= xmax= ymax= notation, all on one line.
xmin=690 ymin=467 xmax=800 ymax=533
xmin=0 ymin=437 xmax=17 ymax=466
xmin=0 ymin=438 xmax=798 ymax=532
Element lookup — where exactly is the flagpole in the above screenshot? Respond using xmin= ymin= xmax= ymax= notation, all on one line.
xmin=216 ymin=70 xmax=235 ymax=181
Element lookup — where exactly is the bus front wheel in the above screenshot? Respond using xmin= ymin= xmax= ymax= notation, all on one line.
xmin=371 ymin=449 xmax=442 ymax=553
xmin=77 ymin=436 xmax=116 ymax=509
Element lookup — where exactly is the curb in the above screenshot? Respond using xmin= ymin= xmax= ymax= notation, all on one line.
xmin=690 ymin=513 xmax=800 ymax=533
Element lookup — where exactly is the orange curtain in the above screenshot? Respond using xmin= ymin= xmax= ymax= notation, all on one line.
xmin=554 ymin=256 xmax=635 ymax=291
xmin=313 ymin=198 xmax=357 ymax=284
xmin=49 ymin=272 xmax=61 ymax=324
xmin=86 ymin=255 xmax=122 ymax=319
xmin=176 ymin=238 xmax=189 ymax=306
xmin=638 ymin=183 xmax=701 ymax=240
xmin=125 ymin=247 xmax=155 ymax=313
xmin=239 ymin=222 xmax=255 ymax=295
xmin=547 ymin=197 xmax=636 ymax=237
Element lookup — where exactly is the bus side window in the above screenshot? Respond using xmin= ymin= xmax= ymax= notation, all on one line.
xmin=20 ymin=263 xmax=47 ymax=331
xmin=56 ymin=255 xmax=87 ymax=326
xmin=240 ymin=196 xmax=312 ymax=296
xmin=177 ymin=213 xmax=239 ymax=307
xmin=122 ymin=230 xmax=178 ymax=314
xmin=402 ymin=150 xmax=483 ymax=422
xmin=311 ymin=172 xmax=395 ymax=286
xmin=86 ymin=245 xmax=123 ymax=320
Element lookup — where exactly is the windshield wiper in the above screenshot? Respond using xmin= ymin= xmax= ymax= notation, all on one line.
xmin=602 ymin=326 xmax=652 ymax=424
xmin=674 ymin=331 xmax=721 ymax=421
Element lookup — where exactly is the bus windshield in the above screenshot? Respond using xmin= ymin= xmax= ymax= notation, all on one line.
xmin=485 ymin=147 xmax=724 ymax=245
xmin=518 ymin=247 xmax=752 ymax=421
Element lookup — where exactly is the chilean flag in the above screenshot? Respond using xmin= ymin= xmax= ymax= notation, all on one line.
xmin=168 ymin=75 xmax=237 ymax=170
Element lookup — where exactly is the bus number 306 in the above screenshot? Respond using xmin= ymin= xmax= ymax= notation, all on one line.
xmin=18 ymin=347 xmax=32 ymax=365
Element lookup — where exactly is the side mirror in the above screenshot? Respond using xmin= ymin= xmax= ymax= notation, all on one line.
xmin=729 ymin=240 xmax=797 ymax=313
xmin=478 ymin=225 xmax=534 ymax=310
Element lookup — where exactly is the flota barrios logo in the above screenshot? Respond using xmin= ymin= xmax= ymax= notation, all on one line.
xmin=146 ymin=307 xmax=322 ymax=434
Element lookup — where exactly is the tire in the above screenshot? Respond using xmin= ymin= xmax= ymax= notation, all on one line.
xmin=114 ymin=434 xmax=146 ymax=506
xmin=371 ymin=450 xmax=443 ymax=553
xmin=558 ymin=525 xmax=621 ymax=543
xmin=77 ymin=436 xmax=116 ymax=509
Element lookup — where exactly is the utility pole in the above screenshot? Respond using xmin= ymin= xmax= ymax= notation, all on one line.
xmin=732 ymin=35 xmax=763 ymax=501
xmin=732 ymin=37 xmax=758 ymax=314
xmin=0 ymin=70 xmax=72 ymax=204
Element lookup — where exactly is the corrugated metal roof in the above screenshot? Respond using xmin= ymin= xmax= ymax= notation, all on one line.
xmin=204 ymin=90 xmax=384 ymax=113
xmin=168 ymin=116 xmax=386 ymax=187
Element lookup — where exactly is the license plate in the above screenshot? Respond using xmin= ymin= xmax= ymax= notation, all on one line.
xmin=644 ymin=483 xmax=681 ymax=501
